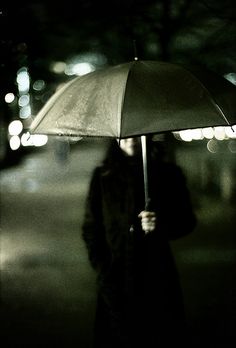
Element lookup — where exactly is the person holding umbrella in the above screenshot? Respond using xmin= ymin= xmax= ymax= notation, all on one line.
xmin=82 ymin=136 xmax=197 ymax=348
xmin=28 ymin=58 xmax=235 ymax=346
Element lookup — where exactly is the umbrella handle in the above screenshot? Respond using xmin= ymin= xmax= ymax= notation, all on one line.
xmin=141 ymin=135 xmax=151 ymax=210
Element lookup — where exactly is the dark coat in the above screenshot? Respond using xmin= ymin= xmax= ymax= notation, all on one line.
xmin=82 ymin=141 xmax=197 ymax=348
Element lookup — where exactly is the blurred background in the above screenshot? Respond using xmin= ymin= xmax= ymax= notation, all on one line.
xmin=0 ymin=0 xmax=236 ymax=347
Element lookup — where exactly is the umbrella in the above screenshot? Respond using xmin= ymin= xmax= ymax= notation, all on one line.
xmin=30 ymin=60 xmax=236 ymax=209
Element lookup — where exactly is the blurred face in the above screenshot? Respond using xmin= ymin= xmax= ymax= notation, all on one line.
xmin=118 ymin=137 xmax=141 ymax=156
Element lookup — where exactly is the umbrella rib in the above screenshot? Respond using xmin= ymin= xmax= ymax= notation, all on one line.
xmin=30 ymin=77 xmax=77 ymax=133
xmin=213 ymin=104 xmax=231 ymax=126
xmin=118 ymin=62 xmax=136 ymax=139
xmin=183 ymin=67 xmax=232 ymax=127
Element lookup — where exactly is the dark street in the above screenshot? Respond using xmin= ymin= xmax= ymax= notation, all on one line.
xmin=0 ymin=138 xmax=235 ymax=347
xmin=0 ymin=139 xmax=108 ymax=347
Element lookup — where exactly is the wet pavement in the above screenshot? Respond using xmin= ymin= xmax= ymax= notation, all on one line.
xmin=0 ymin=139 xmax=236 ymax=347
xmin=0 ymin=138 xmax=109 ymax=347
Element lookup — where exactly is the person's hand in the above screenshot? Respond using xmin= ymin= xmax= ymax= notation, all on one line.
xmin=138 ymin=211 xmax=156 ymax=234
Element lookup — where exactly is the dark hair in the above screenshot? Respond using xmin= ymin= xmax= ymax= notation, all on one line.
xmin=101 ymin=137 xmax=167 ymax=174
xmin=101 ymin=139 xmax=127 ymax=172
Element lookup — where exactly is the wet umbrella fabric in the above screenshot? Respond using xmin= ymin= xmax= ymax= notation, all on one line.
xmin=29 ymin=60 xmax=236 ymax=208
xmin=29 ymin=60 xmax=236 ymax=138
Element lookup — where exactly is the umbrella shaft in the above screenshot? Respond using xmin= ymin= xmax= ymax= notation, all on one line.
xmin=141 ymin=135 xmax=151 ymax=210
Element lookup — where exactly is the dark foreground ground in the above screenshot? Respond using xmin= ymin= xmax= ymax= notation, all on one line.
xmin=0 ymin=139 xmax=235 ymax=347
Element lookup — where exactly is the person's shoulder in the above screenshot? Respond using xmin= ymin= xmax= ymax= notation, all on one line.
xmin=153 ymin=160 xmax=186 ymax=181
xmin=166 ymin=161 xmax=186 ymax=176
xmin=91 ymin=164 xmax=111 ymax=179
xmin=152 ymin=158 xmax=182 ymax=172
xmin=164 ymin=161 xmax=184 ymax=174
xmin=91 ymin=165 xmax=103 ymax=176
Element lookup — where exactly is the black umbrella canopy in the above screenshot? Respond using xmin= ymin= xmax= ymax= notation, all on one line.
xmin=29 ymin=60 xmax=236 ymax=138
xmin=29 ymin=60 xmax=236 ymax=210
